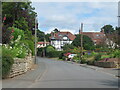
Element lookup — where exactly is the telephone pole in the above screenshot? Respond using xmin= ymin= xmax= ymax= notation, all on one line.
xmin=35 ymin=17 xmax=37 ymax=64
xmin=80 ymin=23 xmax=83 ymax=62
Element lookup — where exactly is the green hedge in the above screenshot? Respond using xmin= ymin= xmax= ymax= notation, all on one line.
xmin=2 ymin=46 xmax=14 ymax=79
xmin=46 ymin=51 xmax=62 ymax=58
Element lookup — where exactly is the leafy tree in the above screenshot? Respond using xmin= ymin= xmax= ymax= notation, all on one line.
xmin=2 ymin=2 xmax=37 ymax=44
xmin=46 ymin=45 xmax=55 ymax=53
xmin=101 ymin=25 xmax=114 ymax=34
xmin=37 ymin=30 xmax=45 ymax=41
xmin=62 ymin=44 xmax=75 ymax=50
xmin=72 ymin=34 xmax=94 ymax=50
xmin=2 ymin=2 xmax=37 ymax=34
xmin=45 ymin=33 xmax=51 ymax=42
xmin=101 ymin=25 xmax=120 ymax=49
xmin=53 ymin=28 xmax=60 ymax=33
xmin=2 ymin=25 xmax=13 ymax=44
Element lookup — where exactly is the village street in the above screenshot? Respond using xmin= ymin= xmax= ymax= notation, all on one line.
xmin=2 ymin=57 xmax=119 ymax=88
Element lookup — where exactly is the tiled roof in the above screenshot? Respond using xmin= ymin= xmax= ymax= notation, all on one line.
xmin=80 ymin=32 xmax=106 ymax=44
xmin=38 ymin=42 xmax=50 ymax=44
xmin=50 ymin=32 xmax=76 ymax=41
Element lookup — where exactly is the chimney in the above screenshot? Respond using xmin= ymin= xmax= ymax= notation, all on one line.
xmin=101 ymin=29 xmax=104 ymax=33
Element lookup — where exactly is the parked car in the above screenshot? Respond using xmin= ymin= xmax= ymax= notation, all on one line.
xmin=68 ymin=54 xmax=77 ymax=61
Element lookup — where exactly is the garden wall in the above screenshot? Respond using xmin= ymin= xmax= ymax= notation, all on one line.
xmin=8 ymin=54 xmax=35 ymax=78
xmin=94 ymin=62 xmax=117 ymax=68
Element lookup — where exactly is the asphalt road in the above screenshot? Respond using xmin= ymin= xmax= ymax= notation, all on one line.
xmin=3 ymin=57 xmax=119 ymax=88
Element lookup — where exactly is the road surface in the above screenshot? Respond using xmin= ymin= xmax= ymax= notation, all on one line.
xmin=3 ymin=57 xmax=119 ymax=88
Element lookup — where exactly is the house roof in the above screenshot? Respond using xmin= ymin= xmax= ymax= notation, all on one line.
xmin=50 ymin=31 xmax=76 ymax=41
xmin=81 ymin=32 xmax=105 ymax=39
xmin=80 ymin=32 xmax=106 ymax=44
xmin=38 ymin=42 xmax=50 ymax=44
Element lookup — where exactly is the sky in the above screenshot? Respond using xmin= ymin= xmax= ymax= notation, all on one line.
xmin=31 ymin=1 xmax=118 ymax=34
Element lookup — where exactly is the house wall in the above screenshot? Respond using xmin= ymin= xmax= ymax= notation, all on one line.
xmin=51 ymin=40 xmax=72 ymax=51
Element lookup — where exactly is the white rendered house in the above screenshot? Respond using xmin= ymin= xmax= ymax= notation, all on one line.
xmin=50 ymin=31 xmax=76 ymax=51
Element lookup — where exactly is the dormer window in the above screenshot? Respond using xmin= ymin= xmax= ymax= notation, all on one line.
xmin=96 ymin=34 xmax=100 ymax=36
xmin=63 ymin=36 xmax=68 ymax=40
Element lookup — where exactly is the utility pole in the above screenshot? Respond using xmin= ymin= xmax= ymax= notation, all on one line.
xmin=35 ymin=17 xmax=37 ymax=64
xmin=43 ymin=37 xmax=46 ymax=57
xmin=80 ymin=23 xmax=83 ymax=63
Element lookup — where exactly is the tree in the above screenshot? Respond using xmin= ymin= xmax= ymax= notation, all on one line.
xmin=53 ymin=28 xmax=60 ymax=33
xmin=72 ymin=34 xmax=95 ymax=50
xmin=101 ymin=25 xmax=114 ymax=34
xmin=2 ymin=2 xmax=37 ymax=44
xmin=62 ymin=44 xmax=75 ymax=50
xmin=2 ymin=2 xmax=37 ymax=34
xmin=45 ymin=34 xmax=51 ymax=42
xmin=37 ymin=30 xmax=45 ymax=41
xmin=101 ymin=25 xmax=120 ymax=49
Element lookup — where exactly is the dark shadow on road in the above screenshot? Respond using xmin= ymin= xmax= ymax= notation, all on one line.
xmin=99 ymin=79 xmax=118 ymax=88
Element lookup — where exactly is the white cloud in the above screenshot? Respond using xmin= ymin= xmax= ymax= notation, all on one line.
xmin=44 ymin=27 xmax=78 ymax=34
xmin=31 ymin=0 xmax=119 ymax=2
xmin=32 ymin=2 xmax=118 ymax=34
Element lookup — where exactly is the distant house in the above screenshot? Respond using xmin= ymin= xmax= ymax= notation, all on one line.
xmin=79 ymin=29 xmax=106 ymax=45
xmin=50 ymin=31 xmax=76 ymax=51
xmin=37 ymin=41 xmax=50 ymax=48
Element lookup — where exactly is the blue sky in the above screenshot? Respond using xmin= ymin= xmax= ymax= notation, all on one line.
xmin=31 ymin=1 xmax=118 ymax=34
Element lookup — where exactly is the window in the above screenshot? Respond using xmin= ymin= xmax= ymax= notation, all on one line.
xmin=96 ymin=34 xmax=100 ymax=36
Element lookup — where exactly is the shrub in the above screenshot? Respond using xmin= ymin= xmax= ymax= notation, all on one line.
xmin=10 ymin=27 xmax=25 ymax=41
xmin=94 ymin=54 xmax=102 ymax=61
xmin=62 ymin=44 xmax=75 ymax=51
xmin=47 ymin=51 xmax=62 ymax=58
xmin=87 ymin=60 xmax=94 ymax=65
xmin=21 ymin=40 xmax=35 ymax=56
xmin=73 ymin=56 xmax=80 ymax=63
xmin=101 ymin=55 xmax=111 ymax=59
xmin=45 ymin=45 xmax=55 ymax=53
xmin=2 ymin=46 xmax=14 ymax=79
xmin=37 ymin=48 xmax=44 ymax=57
xmin=110 ymin=50 xmax=120 ymax=58
xmin=81 ymin=59 xmax=87 ymax=64
xmin=59 ymin=52 xmax=64 ymax=59
xmin=2 ymin=45 xmax=16 ymax=58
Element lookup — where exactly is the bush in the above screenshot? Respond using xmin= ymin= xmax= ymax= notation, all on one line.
xmin=10 ymin=27 xmax=25 ymax=41
xmin=101 ymin=55 xmax=111 ymax=59
xmin=59 ymin=52 xmax=64 ymax=59
xmin=81 ymin=59 xmax=87 ymax=64
xmin=45 ymin=45 xmax=55 ymax=53
xmin=2 ymin=45 xmax=16 ymax=58
xmin=94 ymin=54 xmax=102 ymax=61
xmin=62 ymin=44 xmax=75 ymax=51
xmin=21 ymin=40 xmax=35 ymax=56
xmin=87 ymin=60 xmax=94 ymax=65
xmin=2 ymin=46 xmax=14 ymax=79
xmin=37 ymin=48 xmax=44 ymax=57
xmin=47 ymin=51 xmax=62 ymax=58
xmin=73 ymin=56 xmax=80 ymax=63
xmin=110 ymin=50 xmax=120 ymax=58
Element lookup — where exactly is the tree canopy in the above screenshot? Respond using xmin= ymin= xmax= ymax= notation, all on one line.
xmin=72 ymin=34 xmax=95 ymax=50
xmin=62 ymin=44 xmax=75 ymax=51
xmin=101 ymin=25 xmax=114 ymax=34
xmin=2 ymin=2 xmax=37 ymax=44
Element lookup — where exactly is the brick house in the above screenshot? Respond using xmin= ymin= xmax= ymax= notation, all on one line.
xmin=50 ymin=31 xmax=76 ymax=51
xmin=79 ymin=29 xmax=106 ymax=45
